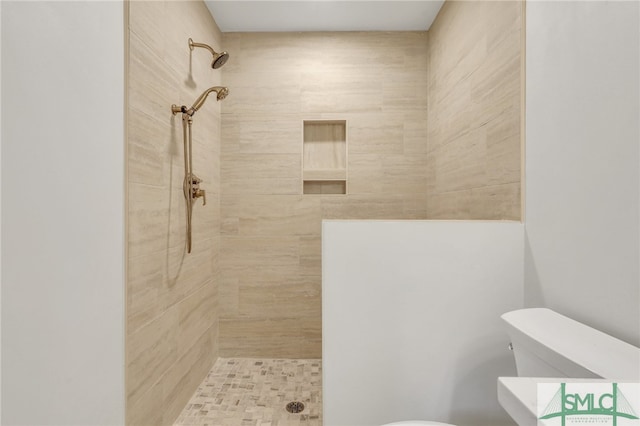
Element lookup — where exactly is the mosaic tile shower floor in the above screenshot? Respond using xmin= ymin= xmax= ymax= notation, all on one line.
xmin=174 ymin=358 xmax=322 ymax=426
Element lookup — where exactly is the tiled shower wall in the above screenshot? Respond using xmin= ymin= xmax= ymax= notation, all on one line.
xmin=124 ymin=0 xmax=523 ymax=400
xmin=126 ymin=1 xmax=222 ymax=424
xmin=427 ymin=1 xmax=523 ymax=219
xmin=219 ymin=32 xmax=430 ymax=358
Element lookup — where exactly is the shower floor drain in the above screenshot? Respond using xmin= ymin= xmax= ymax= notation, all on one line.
xmin=285 ymin=401 xmax=305 ymax=413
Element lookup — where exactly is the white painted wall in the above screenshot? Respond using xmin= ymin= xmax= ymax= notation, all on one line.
xmin=524 ymin=1 xmax=640 ymax=347
xmin=323 ymin=221 xmax=523 ymax=426
xmin=1 ymin=2 xmax=125 ymax=424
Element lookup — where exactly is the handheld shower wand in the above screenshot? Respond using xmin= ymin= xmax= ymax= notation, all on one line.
xmin=172 ymin=86 xmax=229 ymax=116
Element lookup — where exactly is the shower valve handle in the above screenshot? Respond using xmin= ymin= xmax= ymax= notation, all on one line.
xmin=194 ymin=188 xmax=206 ymax=206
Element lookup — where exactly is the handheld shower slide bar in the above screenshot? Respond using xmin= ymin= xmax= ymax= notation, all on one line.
xmin=172 ymin=86 xmax=228 ymax=253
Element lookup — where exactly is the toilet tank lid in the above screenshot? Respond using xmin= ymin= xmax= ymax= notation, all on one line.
xmin=501 ymin=308 xmax=640 ymax=380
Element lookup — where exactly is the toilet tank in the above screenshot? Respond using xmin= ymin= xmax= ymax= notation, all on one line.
xmin=501 ymin=308 xmax=640 ymax=380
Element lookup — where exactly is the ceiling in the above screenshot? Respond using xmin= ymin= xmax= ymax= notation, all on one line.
xmin=204 ymin=1 xmax=445 ymax=32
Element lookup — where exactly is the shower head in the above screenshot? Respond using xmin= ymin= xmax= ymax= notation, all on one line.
xmin=189 ymin=38 xmax=230 ymax=69
xmin=211 ymin=51 xmax=229 ymax=69
xmin=215 ymin=86 xmax=229 ymax=100
xmin=187 ymin=86 xmax=229 ymax=115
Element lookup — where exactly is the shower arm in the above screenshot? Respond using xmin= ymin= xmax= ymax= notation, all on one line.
xmin=189 ymin=39 xmax=217 ymax=56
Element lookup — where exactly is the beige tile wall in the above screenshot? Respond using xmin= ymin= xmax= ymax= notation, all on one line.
xmin=126 ymin=1 xmax=222 ymax=424
xmin=426 ymin=1 xmax=523 ymax=219
xmin=125 ymin=1 xmax=523 ymax=410
xmin=220 ymin=32 xmax=430 ymax=358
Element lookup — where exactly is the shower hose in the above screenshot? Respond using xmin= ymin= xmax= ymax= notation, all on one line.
xmin=182 ymin=114 xmax=194 ymax=253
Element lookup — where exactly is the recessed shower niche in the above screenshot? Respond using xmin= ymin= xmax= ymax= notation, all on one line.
xmin=302 ymin=120 xmax=347 ymax=195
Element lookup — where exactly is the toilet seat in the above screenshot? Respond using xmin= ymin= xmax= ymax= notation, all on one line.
xmin=382 ymin=422 xmax=455 ymax=426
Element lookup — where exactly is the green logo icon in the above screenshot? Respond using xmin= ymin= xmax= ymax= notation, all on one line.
xmin=539 ymin=383 xmax=639 ymax=425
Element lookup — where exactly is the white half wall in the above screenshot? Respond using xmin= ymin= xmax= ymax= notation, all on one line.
xmin=524 ymin=1 xmax=640 ymax=346
xmin=1 ymin=2 xmax=125 ymax=424
xmin=323 ymin=220 xmax=524 ymax=426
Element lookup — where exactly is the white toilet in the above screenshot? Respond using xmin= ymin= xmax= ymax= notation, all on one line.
xmin=498 ymin=308 xmax=640 ymax=424
xmin=383 ymin=308 xmax=640 ymax=426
